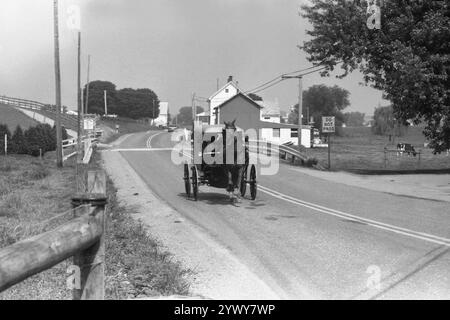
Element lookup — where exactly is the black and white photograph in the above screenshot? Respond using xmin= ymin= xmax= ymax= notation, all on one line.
xmin=0 ymin=0 xmax=449 ymax=309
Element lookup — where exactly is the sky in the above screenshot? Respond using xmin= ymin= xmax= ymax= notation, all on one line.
xmin=0 ymin=0 xmax=388 ymax=115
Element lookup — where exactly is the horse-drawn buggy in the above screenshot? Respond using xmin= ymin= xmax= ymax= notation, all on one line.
xmin=183 ymin=121 xmax=257 ymax=201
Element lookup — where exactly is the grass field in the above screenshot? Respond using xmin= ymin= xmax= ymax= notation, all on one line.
xmin=0 ymin=104 xmax=38 ymax=130
xmin=0 ymin=152 xmax=190 ymax=300
xmin=307 ymin=126 xmax=450 ymax=172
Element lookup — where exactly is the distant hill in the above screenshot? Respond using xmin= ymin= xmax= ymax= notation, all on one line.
xmin=0 ymin=103 xmax=38 ymax=130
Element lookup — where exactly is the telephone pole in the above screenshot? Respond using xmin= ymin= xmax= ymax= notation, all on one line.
xmin=76 ymin=31 xmax=82 ymax=165
xmin=104 ymin=90 xmax=108 ymax=115
xmin=85 ymin=55 xmax=91 ymax=114
xmin=282 ymin=75 xmax=303 ymax=148
xmin=53 ymin=0 xmax=63 ymax=167
xmin=191 ymin=93 xmax=196 ymax=125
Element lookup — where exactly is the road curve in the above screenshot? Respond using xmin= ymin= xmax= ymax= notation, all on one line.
xmin=110 ymin=130 xmax=450 ymax=299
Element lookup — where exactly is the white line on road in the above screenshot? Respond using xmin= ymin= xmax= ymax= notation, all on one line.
xmin=182 ymin=150 xmax=450 ymax=247
xmin=258 ymin=185 xmax=450 ymax=247
xmin=146 ymin=132 xmax=164 ymax=149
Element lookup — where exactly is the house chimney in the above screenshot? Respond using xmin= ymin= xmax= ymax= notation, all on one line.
xmin=228 ymin=75 xmax=233 ymax=83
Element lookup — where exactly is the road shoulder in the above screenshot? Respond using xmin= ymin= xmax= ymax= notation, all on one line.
xmin=101 ymin=150 xmax=280 ymax=299
xmin=288 ymin=166 xmax=450 ymax=203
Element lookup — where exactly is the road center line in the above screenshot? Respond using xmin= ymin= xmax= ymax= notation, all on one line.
xmin=146 ymin=132 xmax=164 ymax=149
xmin=181 ymin=149 xmax=449 ymax=246
xmin=258 ymin=185 xmax=450 ymax=247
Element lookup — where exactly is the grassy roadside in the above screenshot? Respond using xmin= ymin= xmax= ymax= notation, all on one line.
xmin=0 ymin=151 xmax=190 ymax=299
xmin=307 ymin=127 xmax=450 ymax=173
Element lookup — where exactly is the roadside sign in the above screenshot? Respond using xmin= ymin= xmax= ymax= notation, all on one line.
xmin=84 ymin=118 xmax=94 ymax=130
xmin=322 ymin=116 xmax=335 ymax=133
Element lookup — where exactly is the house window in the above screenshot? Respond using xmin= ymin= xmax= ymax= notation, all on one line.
xmin=273 ymin=128 xmax=280 ymax=138
xmin=291 ymin=129 xmax=298 ymax=138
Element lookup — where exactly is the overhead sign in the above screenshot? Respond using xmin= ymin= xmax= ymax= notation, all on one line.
xmin=322 ymin=116 xmax=335 ymax=133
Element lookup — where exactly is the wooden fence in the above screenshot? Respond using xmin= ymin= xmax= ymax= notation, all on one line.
xmin=0 ymin=170 xmax=108 ymax=300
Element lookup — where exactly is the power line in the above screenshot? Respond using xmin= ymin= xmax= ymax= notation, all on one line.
xmin=250 ymin=79 xmax=286 ymax=95
xmin=245 ymin=61 xmax=343 ymax=95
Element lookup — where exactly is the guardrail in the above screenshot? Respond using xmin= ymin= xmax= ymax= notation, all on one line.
xmin=0 ymin=95 xmax=78 ymax=130
xmin=0 ymin=170 xmax=107 ymax=300
xmin=62 ymin=134 xmax=98 ymax=163
xmin=247 ymin=139 xmax=326 ymax=169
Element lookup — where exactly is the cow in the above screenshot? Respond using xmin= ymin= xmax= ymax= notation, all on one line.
xmin=397 ymin=143 xmax=417 ymax=157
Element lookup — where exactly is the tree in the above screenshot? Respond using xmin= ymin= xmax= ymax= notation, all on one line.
xmin=116 ymin=88 xmax=159 ymax=120
xmin=175 ymin=106 xmax=204 ymax=125
xmin=288 ymin=84 xmax=350 ymax=129
xmin=343 ymin=112 xmax=365 ymax=127
xmin=11 ymin=125 xmax=27 ymax=154
xmin=301 ymin=0 xmax=450 ymax=153
xmin=83 ymin=81 xmax=117 ymax=115
xmin=372 ymin=105 xmax=408 ymax=139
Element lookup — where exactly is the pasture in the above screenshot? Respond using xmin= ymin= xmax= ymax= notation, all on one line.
xmin=307 ymin=126 xmax=450 ymax=173
xmin=0 ymin=103 xmax=38 ymax=130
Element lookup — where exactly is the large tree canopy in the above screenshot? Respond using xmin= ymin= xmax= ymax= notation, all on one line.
xmin=288 ymin=84 xmax=350 ymax=129
xmin=175 ymin=106 xmax=204 ymax=125
xmin=83 ymin=81 xmax=159 ymax=120
xmin=301 ymin=0 xmax=450 ymax=152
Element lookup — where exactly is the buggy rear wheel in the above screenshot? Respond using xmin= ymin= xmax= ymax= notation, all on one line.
xmin=240 ymin=166 xmax=248 ymax=197
xmin=184 ymin=163 xmax=191 ymax=197
xmin=191 ymin=166 xmax=198 ymax=201
xmin=249 ymin=164 xmax=257 ymax=200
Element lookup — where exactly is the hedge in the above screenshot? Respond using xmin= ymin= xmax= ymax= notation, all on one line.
xmin=0 ymin=123 xmax=68 ymax=156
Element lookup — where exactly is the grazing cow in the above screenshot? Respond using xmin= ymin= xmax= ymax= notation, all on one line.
xmin=397 ymin=143 xmax=417 ymax=157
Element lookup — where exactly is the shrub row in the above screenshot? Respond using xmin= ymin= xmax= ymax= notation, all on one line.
xmin=0 ymin=123 xmax=68 ymax=157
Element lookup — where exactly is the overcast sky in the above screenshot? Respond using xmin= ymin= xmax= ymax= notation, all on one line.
xmin=0 ymin=0 xmax=388 ymax=115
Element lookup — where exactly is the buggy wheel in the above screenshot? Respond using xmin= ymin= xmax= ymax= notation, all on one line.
xmin=240 ymin=166 xmax=248 ymax=197
xmin=184 ymin=163 xmax=191 ymax=197
xmin=191 ymin=166 xmax=198 ymax=201
xmin=249 ymin=164 xmax=257 ymax=200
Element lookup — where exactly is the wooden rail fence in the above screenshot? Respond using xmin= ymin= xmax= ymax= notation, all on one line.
xmin=0 ymin=170 xmax=108 ymax=300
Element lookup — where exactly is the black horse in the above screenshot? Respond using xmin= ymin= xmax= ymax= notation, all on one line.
xmin=223 ymin=120 xmax=246 ymax=199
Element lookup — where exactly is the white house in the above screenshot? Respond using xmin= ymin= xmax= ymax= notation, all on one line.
xmin=259 ymin=100 xmax=281 ymax=123
xmin=154 ymin=101 xmax=169 ymax=127
xmin=259 ymin=121 xmax=311 ymax=148
xmin=208 ymin=76 xmax=240 ymax=125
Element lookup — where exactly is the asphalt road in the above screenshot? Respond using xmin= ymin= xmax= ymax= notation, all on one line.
xmin=113 ymin=130 xmax=450 ymax=299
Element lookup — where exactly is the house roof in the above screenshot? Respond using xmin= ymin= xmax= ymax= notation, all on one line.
xmin=213 ymin=92 xmax=264 ymax=110
xmin=208 ymin=81 xmax=240 ymax=101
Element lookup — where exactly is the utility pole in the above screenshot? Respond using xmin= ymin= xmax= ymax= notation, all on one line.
xmin=85 ymin=55 xmax=91 ymax=114
xmin=191 ymin=93 xmax=196 ymax=126
xmin=104 ymin=90 xmax=108 ymax=115
xmin=282 ymin=75 xmax=303 ymax=148
xmin=152 ymin=98 xmax=155 ymax=126
xmin=76 ymin=31 xmax=82 ymax=165
xmin=53 ymin=0 xmax=63 ymax=168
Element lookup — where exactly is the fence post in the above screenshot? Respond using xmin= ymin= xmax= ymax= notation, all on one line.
xmin=384 ymin=147 xmax=387 ymax=168
xmin=71 ymin=170 xmax=107 ymax=300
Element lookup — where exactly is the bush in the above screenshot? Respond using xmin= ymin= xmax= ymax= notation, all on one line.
xmin=0 ymin=123 xmax=70 ymax=157
xmin=11 ymin=125 xmax=28 ymax=154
